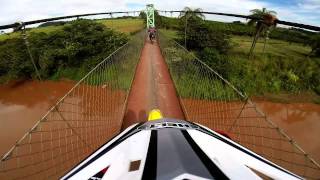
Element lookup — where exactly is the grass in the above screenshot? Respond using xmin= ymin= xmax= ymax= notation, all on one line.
xmin=159 ymin=30 xmax=241 ymax=101
xmin=160 ymin=29 xmax=177 ymax=40
xmin=0 ymin=18 xmax=144 ymax=41
xmin=161 ymin=29 xmax=312 ymax=58
xmin=0 ymin=26 xmax=62 ymax=41
xmin=231 ymin=35 xmax=312 ymax=58
xmin=50 ymin=67 xmax=87 ymax=81
xmin=161 ymin=29 xmax=313 ymax=59
xmin=96 ymin=18 xmax=144 ymax=34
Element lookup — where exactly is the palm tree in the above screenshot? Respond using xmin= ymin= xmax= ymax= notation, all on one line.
xmin=179 ymin=7 xmax=205 ymax=20
xmin=248 ymin=7 xmax=277 ymax=58
xmin=179 ymin=7 xmax=205 ymax=47
xmin=248 ymin=8 xmax=276 ymax=26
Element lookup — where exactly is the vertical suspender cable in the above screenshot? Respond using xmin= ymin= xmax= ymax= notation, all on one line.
xmin=22 ymin=24 xmax=42 ymax=81
xmin=184 ymin=12 xmax=188 ymax=48
xmin=110 ymin=13 xmax=116 ymax=50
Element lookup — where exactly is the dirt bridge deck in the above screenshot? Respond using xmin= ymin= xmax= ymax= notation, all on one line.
xmin=122 ymin=38 xmax=185 ymax=129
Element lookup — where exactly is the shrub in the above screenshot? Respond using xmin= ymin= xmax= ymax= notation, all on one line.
xmin=198 ymin=48 xmax=230 ymax=78
xmin=310 ymin=34 xmax=320 ymax=57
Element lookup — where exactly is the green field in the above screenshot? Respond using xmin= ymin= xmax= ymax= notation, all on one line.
xmin=160 ymin=29 xmax=320 ymax=103
xmin=231 ymin=35 xmax=312 ymax=58
xmin=0 ymin=18 xmax=144 ymax=41
xmin=96 ymin=18 xmax=144 ymax=34
xmin=0 ymin=26 xmax=61 ymax=41
xmin=161 ymin=29 xmax=314 ymax=59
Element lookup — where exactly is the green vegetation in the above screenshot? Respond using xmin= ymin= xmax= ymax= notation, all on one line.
xmin=0 ymin=18 xmax=144 ymax=42
xmin=96 ymin=18 xmax=144 ymax=34
xmin=310 ymin=35 xmax=320 ymax=57
xmin=159 ymin=32 xmax=240 ymax=100
xmin=0 ymin=9 xmax=319 ymax=102
xmin=0 ymin=26 xmax=61 ymax=41
xmin=0 ymin=19 xmax=129 ymax=83
xmin=0 ymin=18 xmax=145 ymax=84
xmin=231 ymin=36 xmax=312 ymax=58
xmin=97 ymin=32 xmax=144 ymax=90
xmin=175 ymin=7 xmax=231 ymax=54
xmin=158 ymin=6 xmax=320 ymax=103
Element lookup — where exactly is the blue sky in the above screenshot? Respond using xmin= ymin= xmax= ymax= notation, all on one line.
xmin=0 ymin=0 xmax=319 ymax=27
xmin=259 ymin=0 xmax=294 ymax=6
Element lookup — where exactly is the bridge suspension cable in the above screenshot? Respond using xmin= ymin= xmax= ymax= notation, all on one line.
xmin=157 ymin=10 xmax=320 ymax=31
xmin=0 ymin=11 xmax=143 ymax=30
xmin=1 ymin=9 xmax=319 ymax=31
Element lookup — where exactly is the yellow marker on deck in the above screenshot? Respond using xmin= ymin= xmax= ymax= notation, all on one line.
xmin=148 ymin=109 xmax=163 ymax=121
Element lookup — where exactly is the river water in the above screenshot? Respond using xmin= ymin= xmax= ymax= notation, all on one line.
xmin=0 ymin=80 xmax=319 ymax=164
xmin=255 ymin=100 xmax=320 ymax=163
xmin=0 ymin=80 xmax=75 ymax=156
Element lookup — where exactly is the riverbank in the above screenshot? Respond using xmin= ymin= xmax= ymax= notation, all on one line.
xmin=255 ymin=92 xmax=320 ymax=104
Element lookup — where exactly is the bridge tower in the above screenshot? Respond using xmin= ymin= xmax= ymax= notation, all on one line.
xmin=146 ymin=4 xmax=155 ymax=28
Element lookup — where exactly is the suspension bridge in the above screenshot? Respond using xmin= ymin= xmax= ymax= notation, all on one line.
xmin=0 ymin=4 xmax=320 ymax=179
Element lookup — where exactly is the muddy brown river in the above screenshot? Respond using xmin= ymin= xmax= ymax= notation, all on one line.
xmin=0 ymin=80 xmax=320 ymax=165
xmin=255 ymin=100 xmax=320 ymax=163
xmin=0 ymin=80 xmax=75 ymax=156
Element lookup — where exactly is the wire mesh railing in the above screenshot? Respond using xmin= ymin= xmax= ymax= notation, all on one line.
xmin=158 ymin=31 xmax=320 ymax=179
xmin=0 ymin=31 xmax=144 ymax=179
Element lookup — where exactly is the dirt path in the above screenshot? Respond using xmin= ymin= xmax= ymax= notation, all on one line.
xmin=122 ymin=38 xmax=185 ymax=129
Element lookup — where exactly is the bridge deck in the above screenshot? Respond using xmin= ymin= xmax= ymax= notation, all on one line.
xmin=122 ymin=38 xmax=185 ymax=129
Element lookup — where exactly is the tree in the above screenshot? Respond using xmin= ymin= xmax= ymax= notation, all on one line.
xmin=178 ymin=7 xmax=205 ymax=20
xmin=38 ymin=21 xmax=66 ymax=27
xmin=248 ymin=8 xmax=277 ymax=26
xmin=177 ymin=7 xmax=230 ymax=54
xmin=248 ymin=7 xmax=277 ymax=58
xmin=139 ymin=11 xmax=146 ymax=20
xmin=178 ymin=7 xmax=205 ymax=48
xmin=154 ymin=11 xmax=164 ymax=28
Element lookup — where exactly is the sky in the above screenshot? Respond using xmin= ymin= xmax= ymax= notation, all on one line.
xmin=0 ymin=0 xmax=319 ymax=27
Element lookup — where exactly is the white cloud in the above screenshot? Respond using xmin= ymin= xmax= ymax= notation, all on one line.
xmin=298 ymin=0 xmax=320 ymax=10
xmin=0 ymin=0 xmax=319 ymax=28
xmin=268 ymin=1 xmax=320 ymax=27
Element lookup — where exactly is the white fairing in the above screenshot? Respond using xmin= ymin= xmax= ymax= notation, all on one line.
xmin=67 ymin=130 xmax=150 ymax=180
xmin=62 ymin=119 xmax=302 ymax=180
xmin=62 ymin=124 xmax=150 ymax=180
xmin=102 ymin=130 xmax=150 ymax=180
xmin=188 ymin=129 xmax=300 ymax=180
